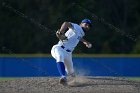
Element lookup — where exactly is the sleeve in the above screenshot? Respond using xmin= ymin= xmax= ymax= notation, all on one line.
xmin=68 ymin=22 xmax=75 ymax=29
xmin=71 ymin=23 xmax=85 ymax=37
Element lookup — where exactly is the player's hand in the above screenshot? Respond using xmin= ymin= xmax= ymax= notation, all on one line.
xmin=56 ymin=29 xmax=67 ymax=41
xmin=85 ymin=43 xmax=92 ymax=48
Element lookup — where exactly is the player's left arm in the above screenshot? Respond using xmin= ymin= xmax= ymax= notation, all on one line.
xmin=80 ymin=38 xmax=92 ymax=48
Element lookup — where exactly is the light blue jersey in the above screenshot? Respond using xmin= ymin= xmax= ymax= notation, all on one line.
xmin=57 ymin=23 xmax=85 ymax=52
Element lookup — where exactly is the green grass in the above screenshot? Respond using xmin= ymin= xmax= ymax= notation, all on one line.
xmin=0 ymin=54 xmax=140 ymax=57
xmin=0 ymin=77 xmax=140 ymax=81
xmin=0 ymin=77 xmax=17 ymax=81
xmin=127 ymin=77 xmax=140 ymax=81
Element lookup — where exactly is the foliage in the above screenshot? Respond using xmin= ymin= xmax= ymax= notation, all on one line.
xmin=0 ymin=0 xmax=140 ymax=54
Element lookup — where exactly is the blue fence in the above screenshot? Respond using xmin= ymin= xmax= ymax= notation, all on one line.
xmin=0 ymin=56 xmax=140 ymax=77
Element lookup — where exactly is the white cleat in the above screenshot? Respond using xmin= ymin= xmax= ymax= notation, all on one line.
xmin=68 ymin=73 xmax=76 ymax=77
xmin=70 ymin=73 xmax=76 ymax=77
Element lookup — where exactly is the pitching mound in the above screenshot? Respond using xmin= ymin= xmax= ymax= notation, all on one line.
xmin=0 ymin=76 xmax=140 ymax=93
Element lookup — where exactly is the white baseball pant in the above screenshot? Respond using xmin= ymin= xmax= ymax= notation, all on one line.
xmin=51 ymin=45 xmax=74 ymax=75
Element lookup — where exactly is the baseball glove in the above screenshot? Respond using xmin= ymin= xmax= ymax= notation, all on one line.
xmin=56 ymin=30 xmax=67 ymax=41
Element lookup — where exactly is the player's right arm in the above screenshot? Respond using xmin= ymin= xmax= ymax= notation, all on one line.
xmin=56 ymin=22 xmax=72 ymax=40
xmin=59 ymin=22 xmax=72 ymax=34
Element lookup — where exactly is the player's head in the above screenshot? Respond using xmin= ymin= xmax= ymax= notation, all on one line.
xmin=80 ymin=18 xmax=92 ymax=32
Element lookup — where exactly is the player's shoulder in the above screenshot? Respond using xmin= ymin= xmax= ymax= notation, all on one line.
xmin=70 ymin=22 xmax=84 ymax=35
xmin=70 ymin=22 xmax=79 ymax=26
xmin=70 ymin=22 xmax=81 ymax=29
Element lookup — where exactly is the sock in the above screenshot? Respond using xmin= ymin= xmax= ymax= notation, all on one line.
xmin=57 ymin=62 xmax=66 ymax=77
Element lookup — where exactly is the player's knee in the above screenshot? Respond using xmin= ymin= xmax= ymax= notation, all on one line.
xmin=56 ymin=55 xmax=64 ymax=62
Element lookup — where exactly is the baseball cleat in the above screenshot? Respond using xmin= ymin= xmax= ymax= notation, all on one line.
xmin=59 ymin=77 xmax=67 ymax=85
xmin=70 ymin=73 xmax=76 ymax=77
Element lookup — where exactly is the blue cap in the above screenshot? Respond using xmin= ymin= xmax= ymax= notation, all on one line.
xmin=81 ymin=19 xmax=92 ymax=27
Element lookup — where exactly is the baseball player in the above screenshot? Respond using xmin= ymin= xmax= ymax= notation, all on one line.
xmin=51 ymin=19 xmax=92 ymax=85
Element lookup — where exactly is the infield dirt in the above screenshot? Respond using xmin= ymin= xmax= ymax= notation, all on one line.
xmin=0 ymin=76 xmax=140 ymax=93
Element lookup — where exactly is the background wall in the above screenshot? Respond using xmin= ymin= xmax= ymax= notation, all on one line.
xmin=0 ymin=56 xmax=140 ymax=77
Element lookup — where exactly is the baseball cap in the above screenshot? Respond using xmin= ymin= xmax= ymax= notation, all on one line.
xmin=81 ymin=18 xmax=92 ymax=27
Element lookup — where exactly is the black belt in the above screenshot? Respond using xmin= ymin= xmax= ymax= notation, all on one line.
xmin=61 ymin=45 xmax=71 ymax=52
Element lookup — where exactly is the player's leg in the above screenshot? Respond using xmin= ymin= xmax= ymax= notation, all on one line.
xmin=51 ymin=45 xmax=57 ymax=59
xmin=51 ymin=45 xmax=67 ymax=84
xmin=64 ymin=53 xmax=75 ymax=77
xmin=51 ymin=45 xmax=66 ymax=77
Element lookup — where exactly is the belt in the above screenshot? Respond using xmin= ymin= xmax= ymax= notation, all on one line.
xmin=61 ymin=45 xmax=71 ymax=52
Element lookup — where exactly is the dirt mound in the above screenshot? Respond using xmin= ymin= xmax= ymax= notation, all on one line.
xmin=0 ymin=76 xmax=140 ymax=93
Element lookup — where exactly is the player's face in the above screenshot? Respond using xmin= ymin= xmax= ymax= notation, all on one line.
xmin=80 ymin=23 xmax=91 ymax=31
